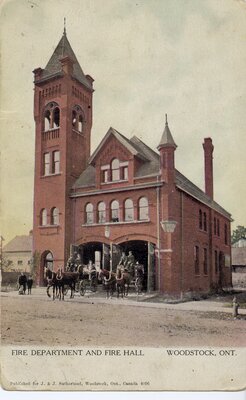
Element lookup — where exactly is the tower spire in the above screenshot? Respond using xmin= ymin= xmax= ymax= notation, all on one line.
xmin=165 ymin=113 xmax=168 ymax=125
xmin=63 ymin=17 xmax=67 ymax=36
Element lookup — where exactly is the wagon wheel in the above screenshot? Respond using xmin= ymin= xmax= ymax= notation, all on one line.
xmin=75 ymin=281 xmax=80 ymax=293
xmin=79 ymin=280 xmax=86 ymax=296
xmin=90 ymin=277 xmax=98 ymax=292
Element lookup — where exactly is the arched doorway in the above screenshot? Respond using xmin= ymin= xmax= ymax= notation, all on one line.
xmin=117 ymin=240 xmax=156 ymax=291
xmin=40 ymin=250 xmax=53 ymax=286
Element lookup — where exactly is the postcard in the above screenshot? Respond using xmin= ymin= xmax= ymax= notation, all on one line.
xmin=0 ymin=0 xmax=245 ymax=392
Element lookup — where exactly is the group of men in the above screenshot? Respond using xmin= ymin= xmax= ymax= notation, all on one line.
xmin=66 ymin=249 xmax=138 ymax=276
xmin=118 ymin=250 xmax=136 ymax=274
xmin=18 ymin=272 xmax=33 ymax=295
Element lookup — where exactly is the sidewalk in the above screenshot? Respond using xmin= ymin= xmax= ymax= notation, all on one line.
xmin=2 ymin=286 xmax=246 ymax=316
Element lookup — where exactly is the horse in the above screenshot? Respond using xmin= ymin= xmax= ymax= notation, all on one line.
xmin=98 ymin=269 xmax=116 ymax=299
xmin=44 ymin=267 xmax=60 ymax=300
xmin=134 ymin=263 xmax=145 ymax=295
xmin=44 ymin=267 xmax=79 ymax=300
xmin=115 ymin=265 xmax=132 ymax=298
xmin=57 ymin=269 xmax=80 ymax=298
xmin=116 ymin=266 xmax=126 ymax=298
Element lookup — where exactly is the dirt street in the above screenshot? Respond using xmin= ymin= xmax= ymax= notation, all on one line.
xmin=1 ymin=289 xmax=245 ymax=347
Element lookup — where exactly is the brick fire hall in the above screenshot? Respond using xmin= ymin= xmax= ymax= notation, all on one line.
xmin=32 ymin=29 xmax=232 ymax=295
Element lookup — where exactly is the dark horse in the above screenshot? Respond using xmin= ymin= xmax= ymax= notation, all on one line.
xmin=44 ymin=267 xmax=61 ymax=300
xmin=134 ymin=263 xmax=145 ymax=295
xmin=116 ymin=265 xmax=132 ymax=298
xmin=98 ymin=269 xmax=116 ymax=299
xmin=44 ymin=267 xmax=79 ymax=300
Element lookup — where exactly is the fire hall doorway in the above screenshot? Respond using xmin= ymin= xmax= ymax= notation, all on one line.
xmin=74 ymin=240 xmax=156 ymax=291
xmin=116 ymin=240 xmax=156 ymax=292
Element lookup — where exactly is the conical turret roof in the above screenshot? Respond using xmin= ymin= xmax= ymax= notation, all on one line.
xmin=38 ymin=30 xmax=93 ymax=90
xmin=158 ymin=114 xmax=177 ymax=150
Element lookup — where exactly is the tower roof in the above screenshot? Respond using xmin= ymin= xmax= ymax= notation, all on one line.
xmin=38 ymin=30 xmax=93 ymax=90
xmin=158 ymin=114 xmax=177 ymax=150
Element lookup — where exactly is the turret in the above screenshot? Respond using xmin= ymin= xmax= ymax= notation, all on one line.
xmin=157 ymin=114 xmax=177 ymax=184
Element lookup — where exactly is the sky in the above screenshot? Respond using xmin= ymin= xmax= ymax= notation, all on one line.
xmin=0 ymin=0 xmax=246 ymax=244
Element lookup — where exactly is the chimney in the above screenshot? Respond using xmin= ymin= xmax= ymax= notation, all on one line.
xmin=203 ymin=138 xmax=214 ymax=199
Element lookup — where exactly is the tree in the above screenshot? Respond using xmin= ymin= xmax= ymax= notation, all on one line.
xmin=231 ymin=225 xmax=246 ymax=244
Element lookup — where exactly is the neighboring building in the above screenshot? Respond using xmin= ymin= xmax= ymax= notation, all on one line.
xmin=232 ymin=239 xmax=246 ymax=272
xmin=3 ymin=232 xmax=32 ymax=272
xmin=32 ymin=29 xmax=232 ymax=295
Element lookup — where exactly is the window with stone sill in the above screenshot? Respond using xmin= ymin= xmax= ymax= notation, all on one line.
xmin=98 ymin=202 xmax=106 ymax=223
xmin=40 ymin=208 xmax=47 ymax=226
xmin=51 ymin=207 xmax=59 ymax=225
xmin=111 ymin=200 xmax=119 ymax=222
xmin=139 ymin=197 xmax=149 ymax=220
xmin=124 ymin=199 xmax=134 ymax=221
xmin=44 ymin=102 xmax=60 ymax=131
xmin=85 ymin=203 xmax=94 ymax=224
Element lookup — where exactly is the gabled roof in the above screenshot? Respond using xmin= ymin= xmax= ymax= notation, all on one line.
xmin=3 ymin=235 xmax=32 ymax=253
xmin=36 ymin=32 xmax=92 ymax=90
xmin=72 ymin=127 xmax=231 ymax=220
xmin=88 ymin=127 xmax=149 ymax=164
xmin=175 ymin=170 xmax=231 ymax=219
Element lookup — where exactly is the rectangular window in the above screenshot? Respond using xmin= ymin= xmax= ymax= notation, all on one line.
xmin=224 ymin=224 xmax=228 ymax=245
xmin=203 ymin=248 xmax=208 ymax=275
xmin=18 ymin=260 xmax=23 ymax=266
xmin=123 ymin=167 xmax=128 ymax=180
xmin=215 ymin=250 xmax=218 ymax=274
xmin=203 ymin=212 xmax=207 ymax=232
xmin=52 ymin=151 xmax=60 ymax=174
xmin=43 ymin=153 xmax=50 ymax=175
xmin=103 ymin=170 xmax=108 ymax=183
xmin=194 ymin=245 xmax=200 ymax=275
xmin=217 ymin=219 xmax=220 ymax=236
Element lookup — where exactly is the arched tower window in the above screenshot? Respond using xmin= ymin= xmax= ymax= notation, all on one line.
xmin=44 ymin=110 xmax=51 ymax=131
xmin=111 ymin=158 xmax=120 ymax=181
xmin=51 ymin=207 xmax=59 ymax=225
xmin=43 ymin=102 xmax=60 ymax=131
xmin=138 ymin=197 xmax=149 ymax=220
xmin=85 ymin=203 xmax=94 ymax=224
xmin=53 ymin=107 xmax=60 ymax=128
xmin=111 ymin=200 xmax=119 ymax=222
xmin=72 ymin=105 xmax=85 ymax=133
xmin=40 ymin=209 xmax=47 ymax=226
xmin=124 ymin=199 xmax=134 ymax=221
xmin=98 ymin=202 xmax=106 ymax=223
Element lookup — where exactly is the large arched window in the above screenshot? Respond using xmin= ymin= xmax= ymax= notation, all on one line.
xmin=85 ymin=203 xmax=94 ymax=224
xmin=124 ymin=199 xmax=134 ymax=221
xmin=98 ymin=202 xmax=106 ymax=223
xmin=72 ymin=105 xmax=84 ymax=133
xmin=111 ymin=158 xmax=120 ymax=181
xmin=111 ymin=200 xmax=119 ymax=222
xmin=43 ymin=102 xmax=60 ymax=131
xmin=138 ymin=197 xmax=149 ymax=220
xmin=40 ymin=209 xmax=47 ymax=226
xmin=51 ymin=207 xmax=59 ymax=225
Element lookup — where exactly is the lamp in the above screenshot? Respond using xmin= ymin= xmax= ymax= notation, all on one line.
xmin=160 ymin=220 xmax=177 ymax=233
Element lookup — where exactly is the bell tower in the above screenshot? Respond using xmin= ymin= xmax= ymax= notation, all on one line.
xmin=32 ymin=26 xmax=94 ymax=284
